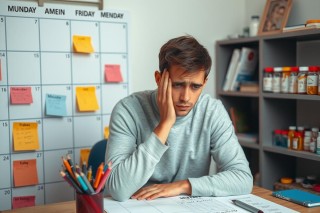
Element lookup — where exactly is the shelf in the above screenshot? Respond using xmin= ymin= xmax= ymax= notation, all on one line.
xmin=263 ymin=145 xmax=320 ymax=162
xmin=262 ymin=93 xmax=320 ymax=100
xmin=218 ymin=91 xmax=259 ymax=98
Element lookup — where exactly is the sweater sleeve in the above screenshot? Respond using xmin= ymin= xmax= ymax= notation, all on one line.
xmin=188 ymin=101 xmax=253 ymax=196
xmin=105 ymin=101 xmax=168 ymax=201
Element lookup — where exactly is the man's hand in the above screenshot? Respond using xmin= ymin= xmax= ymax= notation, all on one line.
xmin=131 ymin=180 xmax=191 ymax=200
xmin=154 ymin=70 xmax=176 ymax=144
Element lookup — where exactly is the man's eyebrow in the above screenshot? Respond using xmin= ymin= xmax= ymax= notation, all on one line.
xmin=172 ymin=81 xmax=204 ymax=86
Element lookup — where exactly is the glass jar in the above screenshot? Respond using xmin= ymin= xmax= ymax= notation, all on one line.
xmin=292 ymin=132 xmax=303 ymax=151
xmin=310 ymin=127 xmax=319 ymax=153
xmin=263 ymin=67 xmax=273 ymax=92
xmin=273 ymin=129 xmax=282 ymax=146
xmin=307 ymin=66 xmax=318 ymax=95
xmin=304 ymin=130 xmax=311 ymax=151
xmin=281 ymin=67 xmax=290 ymax=93
xmin=288 ymin=126 xmax=296 ymax=149
xmin=249 ymin=16 xmax=260 ymax=37
xmin=272 ymin=67 xmax=282 ymax=93
xmin=297 ymin=66 xmax=308 ymax=94
xmin=288 ymin=67 xmax=298 ymax=94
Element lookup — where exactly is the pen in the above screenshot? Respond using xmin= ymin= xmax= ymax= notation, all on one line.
xmin=232 ymin=199 xmax=264 ymax=213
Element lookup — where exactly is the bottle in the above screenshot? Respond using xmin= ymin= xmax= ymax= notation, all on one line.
xmin=292 ymin=132 xmax=303 ymax=151
xmin=287 ymin=126 xmax=296 ymax=149
xmin=273 ymin=129 xmax=282 ymax=146
xmin=318 ymin=66 xmax=320 ymax=95
xmin=263 ymin=67 xmax=273 ymax=92
xmin=281 ymin=67 xmax=290 ymax=93
xmin=304 ymin=131 xmax=311 ymax=151
xmin=297 ymin=126 xmax=305 ymax=148
xmin=288 ymin=67 xmax=298 ymax=94
xmin=281 ymin=130 xmax=289 ymax=148
xmin=307 ymin=66 xmax=318 ymax=95
xmin=272 ymin=67 xmax=282 ymax=93
xmin=310 ymin=127 xmax=319 ymax=153
xmin=249 ymin=16 xmax=259 ymax=37
xmin=297 ymin=66 xmax=308 ymax=94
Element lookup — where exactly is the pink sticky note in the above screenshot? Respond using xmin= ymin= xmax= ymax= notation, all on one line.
xmin=12 ymin=195 xmax=35 ymax=209
xmin=105 ymin=64 xmax=123 ymax=82
xmin=10 ymin=87 xmax=33 ymax=104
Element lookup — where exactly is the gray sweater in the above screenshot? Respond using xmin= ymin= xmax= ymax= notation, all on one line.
xmin=105 ymin=90 xmax=253 ymax=201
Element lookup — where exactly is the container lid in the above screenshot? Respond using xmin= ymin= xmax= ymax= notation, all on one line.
xmin=289 ymin=126 xmax=296 ymax=130
xmin=290 ymin=66 xmax=299 ymax=72
xmin=274 ymin=67 xmax=282 ymax=72
xmin=282 ymin=67 xmax=291 ymax=71
xmin=309 ymin=66 xmax=319 ymax=72
xmin=274 ymin=129 xmax=282 ymax=134
xmin=264 ymin=67 xmax=274 ymax=72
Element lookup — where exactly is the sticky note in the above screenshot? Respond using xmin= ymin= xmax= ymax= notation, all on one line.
xmin=10 ymin=87 xmax=33 ymax=104
xmin=80 ymin=149 xmax=91 ymax=167
xmin=13 ymin=159 xmax=39 ymax=187
xmin=104 ymin=126 xmax=110 ymax=139
xmin=12 ymin=195 xmax=35 ymax=209
xmin=45 ymin=94 xmax=67 ymax=116
xmin=73 ymin=35 xmax=94 ymax=53
xmin=13 ymin=122 xmax=40 ymax=151
xmin=105 ymin=64 xmax=123 ymax=82
xmin=76 ymin=86 xmax=99 ymax=111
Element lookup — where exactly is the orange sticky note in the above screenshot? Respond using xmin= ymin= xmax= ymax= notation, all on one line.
xmin=12 ymin=195 xmax=35 ymax=209
xmin=13 ymin=122 xmax=40 ymax=151
xmin=105 ymin=64 xmax=123 ymax=82
xmin=76 ymin=86 xmax=99 ymax=111
xmin=13 ymin=159 xmax=39 ymax=187
xmin=73 ymin=35 xmax=94 ymax=53
xmin=104 ymin=126 xmax=110 ymax=139
xmin=10 ymin=87 xmax=33 ymax=104
xmin=80 ymin=149 xmax=91 ymax=167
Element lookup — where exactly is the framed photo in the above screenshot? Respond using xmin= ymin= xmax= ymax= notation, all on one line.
xmin=258 ymin=0 xmax=292 ymax=35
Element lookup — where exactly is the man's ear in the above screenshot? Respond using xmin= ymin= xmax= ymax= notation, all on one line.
xmin=154 ymin=71 xmax=161 ymax=86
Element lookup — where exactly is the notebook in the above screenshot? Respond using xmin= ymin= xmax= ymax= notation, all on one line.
xmin=272 ymin=189 xmax=320 ymax=208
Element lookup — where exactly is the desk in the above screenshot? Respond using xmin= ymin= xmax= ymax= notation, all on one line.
xmin=2 ymin=186 xmax=320 ymax=213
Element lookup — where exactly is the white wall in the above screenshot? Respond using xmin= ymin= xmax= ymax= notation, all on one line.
xmin=104 ymin=0 xmax=246 ymax=97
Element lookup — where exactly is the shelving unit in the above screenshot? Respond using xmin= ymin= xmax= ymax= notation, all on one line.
xmin=215 ymin=29 xmax=320 ymax=190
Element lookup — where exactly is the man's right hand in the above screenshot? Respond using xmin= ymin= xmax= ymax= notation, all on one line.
xmin=154 ymin=70 xmax=176 ymax=144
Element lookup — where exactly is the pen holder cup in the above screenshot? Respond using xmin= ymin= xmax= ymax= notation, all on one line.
xmin=76 ymin=191 xmax=104 ymax=213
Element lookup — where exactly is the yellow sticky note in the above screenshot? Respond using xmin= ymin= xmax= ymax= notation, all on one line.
xmin=13 ymin=122 xmax=40 ymax=151
xmin=80 ymin=149 xmax=91 ymax=167
xmin=104 ymin=126 xmax=110 ymax=139
xmin=76 ymin=86 xmax=99 ymax=111
xmin=73 ymin=35 xmax=94 ymax=53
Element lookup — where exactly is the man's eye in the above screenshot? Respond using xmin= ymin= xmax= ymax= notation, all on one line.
xmin=192 ymin=85 xmax=201 ymax=89
xmin=172 ymin=84 xmax=182 ymax=88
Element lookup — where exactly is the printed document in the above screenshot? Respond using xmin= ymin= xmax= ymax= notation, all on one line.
xmin=104 ymin=193 xmax=298 ymax=213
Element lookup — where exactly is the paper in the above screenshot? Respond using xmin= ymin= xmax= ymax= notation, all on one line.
xmin=104 ymin=126 xmax=110 ymax=139
xmin=105 ymin=64 xmax=123 ymax=82
xmin=76 ymin=86 xmax=99 ymax=111
xmin=73 ymin=35 xmax=94 ymax=53
xmin=80 ymin=148 xmax=91 ymax=167
xmin=10 ymin=87 xmax=33 ymax=104
xmin=12 ymin=195 xmax=36 ymax=209
xmin=13 ymin=122 xmax=40 ymax=151
xmin=45 ymin=94 xmax=67 ymax=116
xmin=104 ymin=194 xmax=298 ymax=213
xmin=13 ymin=159 xmax=39 ymax=187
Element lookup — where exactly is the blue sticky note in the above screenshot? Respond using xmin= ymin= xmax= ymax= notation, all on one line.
xmin=45 ymin=94 xmax=67 ymax=116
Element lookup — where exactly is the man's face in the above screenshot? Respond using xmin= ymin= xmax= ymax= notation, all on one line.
xmin=168 ymin=65 xmax=207 ymax=117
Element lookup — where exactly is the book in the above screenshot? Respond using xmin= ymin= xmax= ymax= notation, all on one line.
xmin=283 ymin=23 xmax=320 ymax=33
xmin=229 ymin=47 xmax=258 ymax=91
xmin=239 ymin=81 xmax=259 ymax=93
xmin=223 ymin=48 xmax=240 ymax=91
xmin=272 ymin=189 xmax=320 ymax=208
xmin=236 ymin=133 xmax=258 ymax=143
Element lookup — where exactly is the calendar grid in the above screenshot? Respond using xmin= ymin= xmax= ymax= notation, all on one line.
xmin=0 ymin=0 xmax=130 ymax=210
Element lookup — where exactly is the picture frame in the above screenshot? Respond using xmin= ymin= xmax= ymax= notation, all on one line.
xmin=258 ymin=0 xmax=292 ymax=35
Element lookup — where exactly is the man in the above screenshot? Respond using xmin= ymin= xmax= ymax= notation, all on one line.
xmin=106 ymin=35 xmax=253 ymax=201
